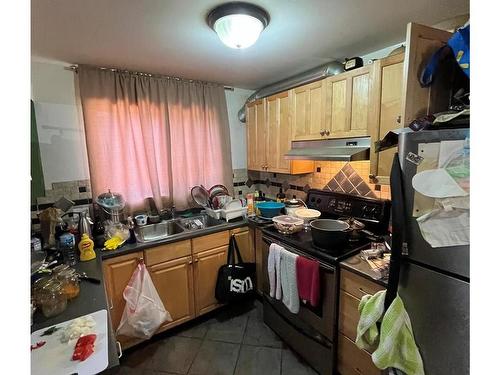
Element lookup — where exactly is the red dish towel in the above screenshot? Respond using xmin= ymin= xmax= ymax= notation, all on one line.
xmin=296 ymin=256 xmax=320 ymax=307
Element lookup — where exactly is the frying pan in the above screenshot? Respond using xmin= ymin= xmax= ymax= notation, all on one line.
xmin=191 ymin=185 xmax=211 ymax=208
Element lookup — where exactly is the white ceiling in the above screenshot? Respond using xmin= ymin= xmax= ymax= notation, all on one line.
xmin=32 ymin=0 xmax=469 ymax=89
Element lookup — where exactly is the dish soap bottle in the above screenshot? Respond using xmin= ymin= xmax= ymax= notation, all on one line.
xmin=79 ymin=233 xmax=96 ymax=261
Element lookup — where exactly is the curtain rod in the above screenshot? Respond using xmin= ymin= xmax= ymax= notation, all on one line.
xmin=64 ymin=65 xmax=234 ymax=91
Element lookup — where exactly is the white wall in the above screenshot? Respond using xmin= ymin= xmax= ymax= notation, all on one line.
xmin=31 ymin=60 xmax=90 ymax=190
xmin=225 ymin=87 xmax=253 ymax=170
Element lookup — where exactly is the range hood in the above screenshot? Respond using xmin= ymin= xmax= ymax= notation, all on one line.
xmin=284 ymin=137 xmax=371 ymax=161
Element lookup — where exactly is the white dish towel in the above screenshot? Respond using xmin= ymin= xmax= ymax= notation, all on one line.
xmin=268 ymin=243 xmax=283 ymax=299
xmin=280 ymin=249 xmax=300 ymax=314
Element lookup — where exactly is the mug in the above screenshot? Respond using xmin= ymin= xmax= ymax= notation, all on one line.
xmin=135 ymin=214 xmax=148 ymax=226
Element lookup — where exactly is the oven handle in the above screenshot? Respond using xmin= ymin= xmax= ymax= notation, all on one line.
xmin=263 ymin=237 xmax=335 ymax=272
xmin=263 ymin=294 xmax=332 ymax=349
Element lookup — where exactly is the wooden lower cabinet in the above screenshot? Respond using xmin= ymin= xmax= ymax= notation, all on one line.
xmin=148 ymin=255 xmax=195 ymax=332
xmin=102 ymin=251 xmax=144 ymax=348
xmin=102 ymin=227 xmax=254 ymax=349
xmin=193 ymin=245 xmax=228 ymax=316
xmin=337 ymin=269 xmax=385 ymax=375
xmin=231 ymin=227 xmax=255 ymax=263
xmin=338 ymin=335 xmax=381 ymax=375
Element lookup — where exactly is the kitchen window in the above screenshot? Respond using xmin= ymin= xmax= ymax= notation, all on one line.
xmin=77 ymin=65 xmax=233 ymax=210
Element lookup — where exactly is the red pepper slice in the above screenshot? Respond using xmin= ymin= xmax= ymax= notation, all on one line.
xmin=31 ymin=341 xmax=46 ymax=351
xmin=72 ymin=334 xmax=96 ymax=361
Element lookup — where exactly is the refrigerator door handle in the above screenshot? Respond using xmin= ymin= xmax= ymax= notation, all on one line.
xmin=385 ymin=152 xmax=407 ymax=311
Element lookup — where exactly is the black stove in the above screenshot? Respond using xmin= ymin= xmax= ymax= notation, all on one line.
xmin=261 ymin=189 xmax=391 ymax=266
xmin=262 ymin=225 xmax=371 ymax=265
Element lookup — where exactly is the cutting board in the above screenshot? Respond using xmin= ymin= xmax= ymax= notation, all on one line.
xmin=31 ymin=309 xmax=109 ymax=375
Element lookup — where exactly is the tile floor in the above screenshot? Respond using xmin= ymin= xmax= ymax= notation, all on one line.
xmin=113 ymin=299 xmax=318 ymax=375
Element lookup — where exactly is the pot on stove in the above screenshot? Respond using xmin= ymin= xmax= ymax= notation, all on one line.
xmin=310 ymin=219 xmax=350 ymax=249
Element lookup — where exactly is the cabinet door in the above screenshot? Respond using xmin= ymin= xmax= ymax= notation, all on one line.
xmin=193 ymin=245 xmax=228 ymax=316
xmin=246 ymin=100 xmax=267 ymax=171
xmin=401 ymin=22 xmax=452 ymax=126
xmin=291 ymin=80 xmax=325 ymax=140
xmin=369 ymin=53 xmax=405 ymax=184
xmin=266 ymin=92 xmax=291 ymax=173
xmin=230 ymin=227 xmax=255 ymax=263
xmin=102 ymin=252 xmax=144 ymax=348
xmin=148 ymin=256 xmax=195 ymax=332
xmin=102 ymin=252 xmax=143 ymax=331
xmin=325 ymin=66 xmax=372 ymax=138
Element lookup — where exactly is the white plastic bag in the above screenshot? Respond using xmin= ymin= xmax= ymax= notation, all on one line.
xmin=116 ymin=261 xmax=172 ymax=339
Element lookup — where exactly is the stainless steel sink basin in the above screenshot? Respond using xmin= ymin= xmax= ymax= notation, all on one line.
xmin=178 ymin=214 xmax=225 ymax=231
xmin=135 ymin=220 xmax=185 ymax=243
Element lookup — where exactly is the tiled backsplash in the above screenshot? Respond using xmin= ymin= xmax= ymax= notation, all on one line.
xmin=240 ymin=161 xmax=391 ymax=201
xmin=32 ymin=164 xmax=390 ymax=232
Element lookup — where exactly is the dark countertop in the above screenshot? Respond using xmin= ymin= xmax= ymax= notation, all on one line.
xmin=31 ymin=255 xmax=120 ymax=371
xmin=100 ymin=217 xmax=249 ymax=259
xmin=340 ymin=253 xmax=388 ymax=288
xmin=30 ymin=217 xmax=250 ymax=373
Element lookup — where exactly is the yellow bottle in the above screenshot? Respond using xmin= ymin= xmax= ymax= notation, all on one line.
xmin=79 ymin=233 xmax=96 ymax=261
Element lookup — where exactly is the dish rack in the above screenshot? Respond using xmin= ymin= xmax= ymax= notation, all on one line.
xmin=205 ymin=207 xmax=247 ymax=222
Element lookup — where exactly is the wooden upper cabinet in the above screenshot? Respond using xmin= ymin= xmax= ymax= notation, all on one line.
xmin=291 ymin=80 xmax=325 ymax=141
xmin=266 ymin=92 xmax=291 ymax=173
xmin=369 ymin=53 xmax=405 ymax=183
xmin=246 ymin=99 xmax=266 ymax=171
xmin=246 ymin=93 xmax=314 ymax=175
xmin=401 ymin=22 xmax=453 ymax=126
xmin=148 ymin=255 xmax=195 ymax=331
xmin=324 ymin=65 xmax=373 ymax=138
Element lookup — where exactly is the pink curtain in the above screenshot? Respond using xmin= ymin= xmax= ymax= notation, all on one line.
xmin=78 ymin=66 xmax=233 ymax=211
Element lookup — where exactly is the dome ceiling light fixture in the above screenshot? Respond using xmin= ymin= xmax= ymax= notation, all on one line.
xmin=207 ymin=2 xmax=270 ymax=49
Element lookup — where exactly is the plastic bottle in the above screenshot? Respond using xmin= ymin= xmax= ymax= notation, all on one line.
xmin=78 ymin=233 xmax=96 ymax=261
xmin=246 ymin=193 xmax=255 ymax=216
xmin=59 ymin=232 xmax=77 ymax=266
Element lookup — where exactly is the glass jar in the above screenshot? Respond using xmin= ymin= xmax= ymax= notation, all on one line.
xmin=39 ymin=279 xmax=67 ymax=318
xmin=57 ymin=268 xmax=80 ymax=300
xmin=32 ymin=276 xmax=52 ymax=308
xmin=52 ymin=263 xmax=70 ymax=276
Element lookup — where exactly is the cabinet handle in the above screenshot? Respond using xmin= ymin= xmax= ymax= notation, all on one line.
xmin=396 ymin=115 xmax=401 ymax=123
xmin=116 ymin=341 xmax=123 ymax=358
xmin=325 ymin=130 xmax=330 ymax=136
xmin=358 ymin=287 xmax=370 ymax=296
xmin=194 ymin=258 xmax=199 ymax=263
xmin=320 ymin=130 xmax=326 ymax=136
xmin=188 ymin=260 xmax=193 ymax=265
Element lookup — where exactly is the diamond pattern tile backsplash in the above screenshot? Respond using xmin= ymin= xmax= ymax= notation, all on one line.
xmin=324 ymin=163 xmax=377 ymax=198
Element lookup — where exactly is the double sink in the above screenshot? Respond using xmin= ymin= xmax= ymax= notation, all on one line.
xmin=135 ymin=214 xmax=226 ymax=243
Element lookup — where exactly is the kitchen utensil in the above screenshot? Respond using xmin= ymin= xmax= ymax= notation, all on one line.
xmin=78 ymin=210 xmax=94 ymax=238
xmin=272 ymin=215 xmax=304 ymax=234
xmin=284 ymin=198 xmax=307 ymax=217
xmin=31 ymin=309 xmax=109 ymax=375
xmin=255 ymin=201 xmax=285 ymax=218
xmin=338 ymin=216 xmax=385 ymax=242
xmin=294 ymin=208 xmax=321 ymax=231
xmin=96 ymin=190 xmax=125 ymax=223
xmin=310 ymin=219 xmax=350 ymax=249
xmin=209 ymin=184 xmax=229 ymax=200
xmin=191 ymin=185 xmax=211 ymax=207
xmin=53 ymin=196 xmax=75 ymax=213
xmin=145 ymin=197 xmax=161 ymax=224
xmin=134 ymin=214 xmax=148 ymax=226
xmin=77 ymin=272 xmax=101 ymax=284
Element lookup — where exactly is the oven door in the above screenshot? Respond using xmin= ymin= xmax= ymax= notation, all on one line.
xmin=261 ymin=235 xmax=336 ymax=375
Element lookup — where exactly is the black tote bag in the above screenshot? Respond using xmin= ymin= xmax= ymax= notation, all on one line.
xmin=215 ymin=234 xmax=256 ymax=303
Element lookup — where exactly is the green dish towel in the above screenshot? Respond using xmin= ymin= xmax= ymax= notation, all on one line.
xmin=356 ymin=290 xmax=425 ymax=375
